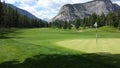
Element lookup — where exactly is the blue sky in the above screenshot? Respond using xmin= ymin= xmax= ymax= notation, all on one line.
xmin=2 ymin=0 xmax=120 ymax=20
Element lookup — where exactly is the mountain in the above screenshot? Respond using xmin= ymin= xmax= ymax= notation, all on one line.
xmin=6 ymin=4 xmax=39 ymax=20
xmin=52 ymin=0 xmax=120 ymax=22
xmin=43 ymin=18 xmax=50 ymax=22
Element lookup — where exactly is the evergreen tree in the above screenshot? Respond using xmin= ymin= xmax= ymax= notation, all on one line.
xmin=91 ymin=13 xmax=97 ymax=27
xmin=75 ymin=19 xmax=81 ymax=30
xmin=96 ymin=16 xmax=101 ymax=27
xmin=99 ymin=13 xmax=106 ymax=27
xmin=63 ymin=21 xmax=68 ymax=29
xmin=83 ymin=17 xmax=87 ymax=29
xmin=106 ymin=12 xmax=114 ymax=26
xmin=0 ymin=1 xmax=47 ymax=28
xmin=0 ymin=0 xmax=3 ymax=27
xmin=116 ymin=10 xmax=120 ymax=30
xmin=68 ymin=22 xmax=72 ymax=30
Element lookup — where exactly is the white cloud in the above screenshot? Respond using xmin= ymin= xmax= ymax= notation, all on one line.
xmin=113 ymin=1 xmax=120 ymax=5
xmin=2 ymin=0 xmax=120 ymax=20
xmin=2 ymin=0 xmax=17 ymax=4
xmin=32 ymin=0 xmax=92 ymax=19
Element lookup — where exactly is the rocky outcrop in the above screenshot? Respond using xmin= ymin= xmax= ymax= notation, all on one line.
xmin=52 ymin=0 xmax=120 ymax=21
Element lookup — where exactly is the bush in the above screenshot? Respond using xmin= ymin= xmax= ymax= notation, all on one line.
xmin=98 ymin=26 xmax=116 ymax=32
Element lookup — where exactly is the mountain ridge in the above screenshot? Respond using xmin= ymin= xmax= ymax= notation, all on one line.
xmin=6 ymin=4 xmax=39 ymax=20
xmin=52 ymin=0 xmax=120 ymax=22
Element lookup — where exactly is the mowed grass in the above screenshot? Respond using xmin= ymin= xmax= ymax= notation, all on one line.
xmin=0 ymin=28 xmax=120 ymax=68
xmin=0 ymin=28 xmax=81 ymax=63
xmin=56 ymin=38 xmax=120 ymax=54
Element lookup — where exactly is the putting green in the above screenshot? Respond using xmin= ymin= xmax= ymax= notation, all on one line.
xmin=56 ymin=38 xmax=120 ymax=54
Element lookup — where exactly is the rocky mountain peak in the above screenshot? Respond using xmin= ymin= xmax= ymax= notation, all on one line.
xmin=93 ymin=0 xmax=110 ymax=1
xmin=52 ymin=0 xmax=120 ymax=22
xmin=92 ymin=0 xmax=112 ymax=4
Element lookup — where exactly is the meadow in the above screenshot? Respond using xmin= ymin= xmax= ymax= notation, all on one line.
xmin=0 ymin=27 xmax=120 ymax=68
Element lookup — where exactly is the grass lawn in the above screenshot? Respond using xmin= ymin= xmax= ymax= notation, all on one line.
xmin=56 ymin=38 xmax=120 ymax=54
xmin=0 ymin=28 xmax=120 ymax=68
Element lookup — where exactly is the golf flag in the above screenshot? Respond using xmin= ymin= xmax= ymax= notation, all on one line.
xmin=94 ymin=22 xmax=98 ymax=45
xmin=94 ymin=22 xmax=97 ymax=28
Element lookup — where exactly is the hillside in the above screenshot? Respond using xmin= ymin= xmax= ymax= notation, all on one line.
xmin=6 ymin=4 xmax=39 ymax=20
xmin=52 ymin=0 xmax=120 ymax=21
xmin=0 ymin=1 xmax=48 ymax=28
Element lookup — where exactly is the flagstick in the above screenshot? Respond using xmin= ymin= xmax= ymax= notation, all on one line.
xmin=96 ymin=23 xmax=97 ymax=45
xmin=94 ymin=22 xmax=98 ymax=45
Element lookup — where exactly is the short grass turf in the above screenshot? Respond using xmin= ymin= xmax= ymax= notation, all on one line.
xmin=0 ymin=28 xmax=120 ymax=68
xmin=56 ymin=38 xmax=120 ymax=54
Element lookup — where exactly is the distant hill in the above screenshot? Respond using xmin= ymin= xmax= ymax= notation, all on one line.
xmin=52 ymin=0 xmax=120 ymax=21
xmin=6 ymin=4 xmax=39 ymax=20
xmin=0 ymin=2 xmax=48 ymax=28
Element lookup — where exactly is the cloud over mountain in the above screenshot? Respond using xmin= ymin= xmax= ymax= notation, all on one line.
xmin=2 ymin=0 xmax=120 ymax=20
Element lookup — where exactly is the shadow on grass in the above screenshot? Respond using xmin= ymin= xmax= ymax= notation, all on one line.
xmin=0 ymin=53 xmax=120 ymax=68
xmin=0 ymin=28 xmax=21 ymax=39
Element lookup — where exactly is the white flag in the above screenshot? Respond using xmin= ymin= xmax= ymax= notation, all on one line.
xmin=94 ymin=22 xmax=97 ymax=28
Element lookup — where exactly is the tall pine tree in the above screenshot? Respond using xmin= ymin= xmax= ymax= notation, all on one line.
xmin=0 ymin=0 xmax=3 ymax=27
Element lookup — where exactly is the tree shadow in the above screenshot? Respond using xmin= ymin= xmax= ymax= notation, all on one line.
xmin=0 ymin=28 xmax=21 ymax=39
xmin=0 ymin=53 xmax=120 ymax=68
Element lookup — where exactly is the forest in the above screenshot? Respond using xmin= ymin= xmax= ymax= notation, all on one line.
xmin=1 ymin=1 xmax=120 ymax=30
xmin=0 ymin=1 xmax=48 ymax=28
xmin=50 ymin=11 xmax=120 ymax=30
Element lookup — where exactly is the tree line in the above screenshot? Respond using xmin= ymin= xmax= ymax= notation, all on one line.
xmin=50 ymin=11 xmax=120 ymax=30
xmin=0 ymin=1 xmax=48 ymax=28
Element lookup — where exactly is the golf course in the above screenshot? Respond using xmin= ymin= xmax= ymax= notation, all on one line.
xmin=0 ymin=27 xmax=120 ymax=68
xmin=57 ymin=38 xmax=120 ymax=54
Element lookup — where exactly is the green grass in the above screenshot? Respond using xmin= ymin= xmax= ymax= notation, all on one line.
xmin=56 ymin=38 xmax=120 ymax=54
xmin=0 ymin=28 xmax=120 ymax=68
xmin=99 ymin=26 xmax=117 ymax=32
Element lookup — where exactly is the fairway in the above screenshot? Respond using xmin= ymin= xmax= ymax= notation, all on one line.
xmin=56 ymin=38 xmax=120 ymax=54
xmin=0 ymin=28 xmax=120 ymax=68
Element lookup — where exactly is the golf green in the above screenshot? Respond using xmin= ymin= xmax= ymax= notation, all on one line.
xmin=56 ymin=38 xmax=120 ymax=54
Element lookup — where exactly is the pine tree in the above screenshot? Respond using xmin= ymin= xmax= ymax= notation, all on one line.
xmin=0 ymin=1 xmax=48 ymax=28
xmin=100 ymin=13 xmax=106 ymax=27
xmin=91 ymin=13 xmax=97 ymax=27
xmin=63 ymin=21 xmax=68 ymax=29
xmin=116 ymin=10 xmax=120 ymax=30
xmin=106 ymin=12 xmax=115 ymax=26
xmin=68 ymin=22 xmax=72 ymax=30
xmin=75 ymin=19 xmax=81 ymax=30
xmin=0 ymin=0 xmax=3 ymax=27
xmin=96 ymin=16 xmax=101 ymax=27
xmin=83 ymin=17 xmax=87 ymax=29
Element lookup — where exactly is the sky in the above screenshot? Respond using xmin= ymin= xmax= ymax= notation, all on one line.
xmin=1 ymin=0 xmax=120 ymax=20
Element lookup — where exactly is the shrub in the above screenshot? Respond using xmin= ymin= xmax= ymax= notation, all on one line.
xmin=98 ymin=26 xmax=116 ymax=32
